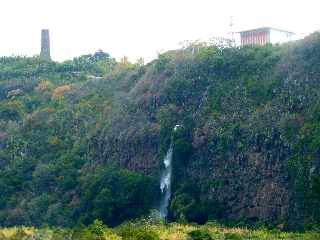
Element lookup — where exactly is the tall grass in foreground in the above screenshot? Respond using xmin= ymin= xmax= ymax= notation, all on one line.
xmin=0 ymin=221 xmax=319 ymax=240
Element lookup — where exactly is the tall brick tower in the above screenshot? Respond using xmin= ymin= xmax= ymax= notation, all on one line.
xmin=40 ymin=29 xmax=51 ymax=60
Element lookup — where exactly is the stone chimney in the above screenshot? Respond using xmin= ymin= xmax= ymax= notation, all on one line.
xmin=40 ymin=29 xmax=51 ymax=60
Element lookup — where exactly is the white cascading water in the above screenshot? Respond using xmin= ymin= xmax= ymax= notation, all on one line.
xmin=159 ymin=145 xmax=173 ymax=219
xmin=159 ymin=125 xmax=181 ymax=219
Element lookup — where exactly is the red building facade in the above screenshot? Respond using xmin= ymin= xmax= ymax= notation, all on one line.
xmin=240 ymin=27 xmax=295 ymax=46
xmin=240 ymin=28 xmax=269 ymax=46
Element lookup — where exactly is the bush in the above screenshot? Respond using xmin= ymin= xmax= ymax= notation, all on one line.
xmin=52 ymin=84 xmax=72 ymax=99
xmin=187 ymin=229 xmax=212 ymax=240
xmin=52 ymin=228 xmax=73 ymax=240
xmin=154 ymin=54 xmax=171 ymax=73
xmin=116 ymin=223 xmax=159 ymax=240
xmin=83 ymin=168 xmax=158 ymax=226
xmin=72 ymin=220 xmax=121 ymax=240
xmin=35 ymin=79 xmax=54 ymax=92
xmin=224 ymin=232 xmax=242 ymax=240
xmin=8 ymin=229 xmax=28 ymax=240
xmin=0 ymin=101 xmax=25 ymax=121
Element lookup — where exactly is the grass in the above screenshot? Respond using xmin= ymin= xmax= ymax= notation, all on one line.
xmin=150 ymin=223 xmax=320 ymax=240
xmin=0 ymin=222 xmax=319 ymax=240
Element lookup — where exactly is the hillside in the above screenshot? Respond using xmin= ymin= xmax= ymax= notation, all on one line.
xmin=0 ymin=34 xmax=320 ymax=231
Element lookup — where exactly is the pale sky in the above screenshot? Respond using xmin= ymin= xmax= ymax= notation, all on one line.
xmin=0 ymin=0 xmax=319 ymax=62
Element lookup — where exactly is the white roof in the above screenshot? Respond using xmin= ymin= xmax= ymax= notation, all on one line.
xmin=239 ymin=27 xmax=295 ymax=35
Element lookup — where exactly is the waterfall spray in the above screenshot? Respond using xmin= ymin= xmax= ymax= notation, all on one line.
xmin=159 ymin=125 xmax=181 ymax=219
xmin=159 ymin=145 xmax=173 ymax=219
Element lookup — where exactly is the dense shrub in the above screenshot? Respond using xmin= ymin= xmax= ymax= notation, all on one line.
xmin=187 ymin=229 xmax=212 ymax=240
xmin=116 ymin=223 xmax=159 ymax=240
xmin=81 ymin=168 xmax=158 ymax=226
xmin=72 ymin=220 xmax=120 ymax=240
xmin=224 ymin=232 xmax=242 ymax=240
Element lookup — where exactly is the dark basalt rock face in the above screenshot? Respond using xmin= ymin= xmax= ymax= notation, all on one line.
xmin=92 ymin=33 xmax=320 ymax=227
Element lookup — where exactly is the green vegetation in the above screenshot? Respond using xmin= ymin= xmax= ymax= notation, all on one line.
xmin=0 ymin=222 xmax=319 ymax=240
xmin=1 ymin=33 xmax=320 ymax=232
xmin=188 ymin=229 xmax=212 ymax=240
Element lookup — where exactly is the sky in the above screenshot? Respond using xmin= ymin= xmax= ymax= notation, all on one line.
xmin=0 ymin=0 xmax=319 ymax=62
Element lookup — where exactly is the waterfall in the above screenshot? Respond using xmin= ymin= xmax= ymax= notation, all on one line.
xmin=159 ymin=145 xmax=173 ymax=219
xmin=159 ymin=124 xmax=181 ymax=219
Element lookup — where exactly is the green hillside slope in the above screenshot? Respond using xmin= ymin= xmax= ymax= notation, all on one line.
xmin=0 ymin=34 xmax=320 ymax=230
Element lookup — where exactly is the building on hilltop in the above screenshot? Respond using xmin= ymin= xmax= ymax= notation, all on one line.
xmin=239 ymin=27 xmax=295 ymax=46
xmin=40 ymin=29 xmax=51 ymax=60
